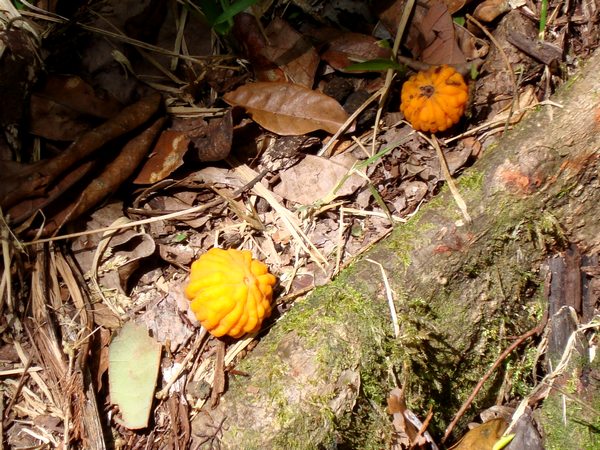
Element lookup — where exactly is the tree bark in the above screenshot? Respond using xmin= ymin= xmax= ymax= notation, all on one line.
xmin=190 ymin=48 xmax=600 ymax=449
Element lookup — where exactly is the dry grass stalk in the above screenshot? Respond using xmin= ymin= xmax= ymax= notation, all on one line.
xmin=228 ymin=159 xmax=328 ymax=268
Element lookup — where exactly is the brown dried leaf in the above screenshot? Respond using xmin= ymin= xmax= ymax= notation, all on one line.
xmin=455 ymin=24 xmax=490 ymax=60
xmin=473 ymin=0 xmax=511 ymax=23
xmin=223 ymin=82 xmax=349 ymax=135
xmin=135 ymin=112 xmax=232 ymax=184
xmin=321 ymin=32 xmax=392 ymax=72
xmin=415 ymin=2 xmax=467 ymax=65
xmin=273 ymin=154 xmax=365 ymax=204
xmin=114 ymin=232 xmax=156 ymax=288
xmin=139 ymin=288 xmax=194 ymax=353
xmin=378 ymin=0 xmax=468 ymax=32
xmin=40 ymin=75 xmax=122 ymax=118
xmin=262 ymin=18 xmax=319 ymax=87
xmin=29 ymin=94 xmax=94 ymax=141
xmin=233 ymin=13 xmax=284 ymax=82
xmin=134 ymin=130 xmax=190 ymax=184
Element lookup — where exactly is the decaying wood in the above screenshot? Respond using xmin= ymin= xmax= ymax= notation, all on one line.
xmin=190 ymin=48 xmax=600 ymax=448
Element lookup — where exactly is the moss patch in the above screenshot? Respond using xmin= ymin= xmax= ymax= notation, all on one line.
xmin=540 ymin=351 xmax=600 ymax=450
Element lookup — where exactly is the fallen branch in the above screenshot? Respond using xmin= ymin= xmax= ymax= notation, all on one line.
xmin=40 ymin=116 xmax=166 ymax=236
xmin=1 ymin=92 xmax=162 ymax=211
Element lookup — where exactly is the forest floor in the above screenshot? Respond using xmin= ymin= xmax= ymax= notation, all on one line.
xmin=0 ymin=0 xmax=599 ymax=448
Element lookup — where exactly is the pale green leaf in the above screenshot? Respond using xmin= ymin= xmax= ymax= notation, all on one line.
xmin=109 ymin=322 xmax=162 ymax=429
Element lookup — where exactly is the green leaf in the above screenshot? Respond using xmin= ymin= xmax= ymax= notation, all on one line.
xmin=192 ymin=0 xmax=222 ymax=25
xmin=173 ymin=232 xmax=188 ymax=243
xmin=454 ymin=16 xmax=465 ymax=26
xmin=214 ymin=0 xmax=260 ymax=25
xmin=344 ymin=59 xmax=404 ymax=72
xmin=492 ymin=434 xmax=515 ymax=450
xmin=109 ymin=322 xmax=162 ymax=429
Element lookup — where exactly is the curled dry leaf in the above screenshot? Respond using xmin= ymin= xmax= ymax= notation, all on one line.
xmin=39 ymin=74 xmax=122 ymax=119
xmin=233 ymin=13 xmax=284 ymax=83
xmin=30 ymin=95 xmax=94 ymax=141
xmin=191 ymin=110 xmax=233 ymax=162
xmin=134 ymin=112 xmax=232 ymax=184
xmin=473 ymin=0 xmax=512 ymax=23
xmin=223 ymin=81 xmax=350 ymax=135
xmin=412 ymin=2 xmax=467 ymax=66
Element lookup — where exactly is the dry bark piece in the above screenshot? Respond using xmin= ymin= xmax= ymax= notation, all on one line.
xmin=41 ymin=116 xmax=166 ymax=236
xmin=1 ymin=92 xmax=162 ymax=212
xmin=506 ymin=31 xmax=563 ymax=66
xmin=223 ymin=82 xmax=349 ymax=135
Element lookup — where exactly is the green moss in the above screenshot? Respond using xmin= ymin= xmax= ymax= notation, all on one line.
xmin=221 ymin=277 xmax=392 ymax=448
xmin=386 ymin=210 xmax=435 ymax=269
xmin=457 ymin=168 xmax=485 ymax=191
xmin=542 ymin=383 xmax=600 ymax=449
xmin=335 ymin=396 xmax=390 ymax=449
xmin=527 ymin=211 xmax=567 ymax=250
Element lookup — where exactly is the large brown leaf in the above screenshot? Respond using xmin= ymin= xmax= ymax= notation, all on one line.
xmin=223 ymin=82 xmax=349 ymax=135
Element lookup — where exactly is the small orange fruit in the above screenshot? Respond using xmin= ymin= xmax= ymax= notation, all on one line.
xmin=400 ymin=65 xmax=469 ymax=133
xmin=185 ymin=248 xmax=277 ymax=338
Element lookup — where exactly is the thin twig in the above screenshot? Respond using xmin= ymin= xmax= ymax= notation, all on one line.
xmin=24 ymin=155 xmax=301 ymax=246
xmin=441 ymin=314 xmax=547 ymax=443
xmin=421 ymin=133 xmax=471 ymax=224
xmin=156 ymin=329 xmax=208 ymax=400
xmin=2 ymin=358 xmax=32 ymax=426
xmin=409 ymin=406 xmax=434 ymax=450
xmin=318 ymin=89 xmax=383 ymax=157
xmin=371 ymin=0 xmax=417 ymax=156
xmin=18 ymin=8 xmax=230 ymax=66
xmin=366 ymin=259 xmax=400 ymax=338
